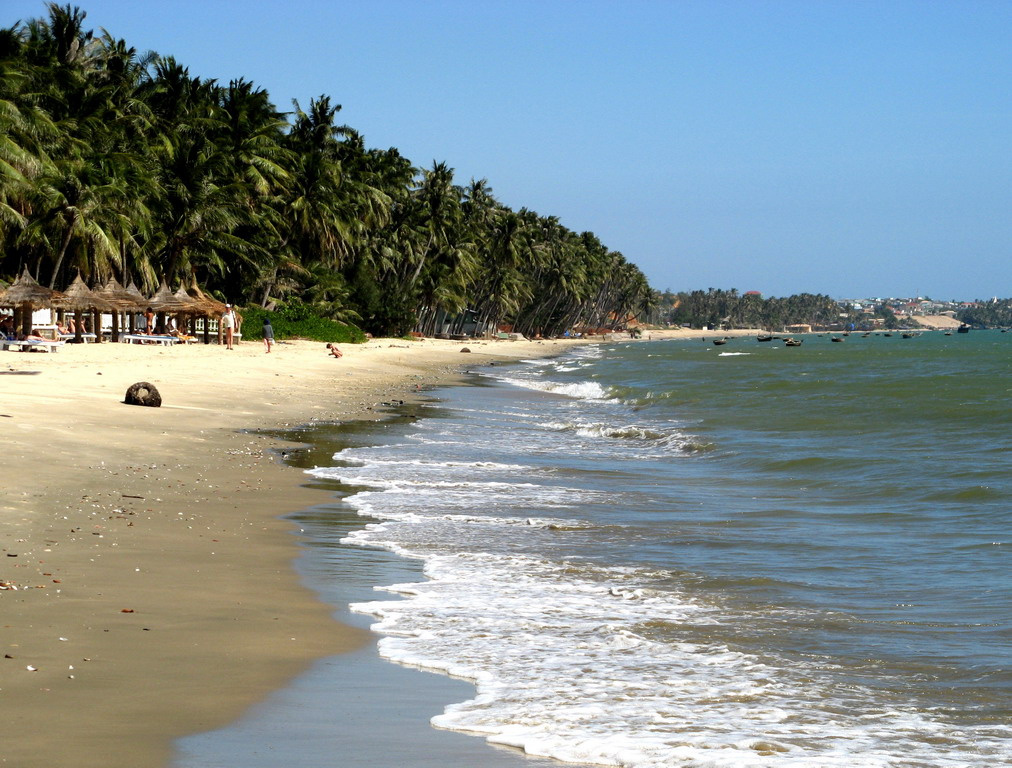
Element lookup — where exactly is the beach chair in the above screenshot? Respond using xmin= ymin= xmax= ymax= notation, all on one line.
xmin=121 ymin=334 xmax=179 ymax=346
xmin=1 ymin=338 xmax=65 ymax=353
xmin=58 ymin=333 xmax=97 ymax=343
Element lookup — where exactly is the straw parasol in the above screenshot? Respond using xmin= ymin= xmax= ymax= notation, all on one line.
xmin=147 ymin=279 xmax=196 ymax=314
xmin=0 ymin=267 xmax=69 ymax=335
xmin=125 ymin=281 xmax=147 ymax=305
xmin=95 ymin=277 xmax=144 ymax=312
xmin=188 ymin=281 xmax=228 ymax=315
xmin=172 ymin=286 xmax=209 ymax=314
xmin=54 ymin=274 xmax=115 ymax=342
xmin=0 ymin=267 xmax=68 ymax=308
xmin=55 ymin=274 xmax=114 ymax=311
xmin=184 ymin=281 xmax=230 ymax=343
xmin=95 ymin=277 xmax=145 ymax=340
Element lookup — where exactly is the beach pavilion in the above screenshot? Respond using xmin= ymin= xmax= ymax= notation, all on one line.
xmin=146 ymin=279 xmax=198 ymax=335
xmin=173 ymin=285 xmax=226 ymax=343
xmin=94 ymin=276 xmax=146 ymax=341
xmin=186 ymin=281 xmax=231 ymax=344
xmin=0 ymin=267 xmax=69 ymax=336
xmin=147 ymin=279 xmax=229 ymax=342
xmin=54 ymin=274 xmax=116 ymax=343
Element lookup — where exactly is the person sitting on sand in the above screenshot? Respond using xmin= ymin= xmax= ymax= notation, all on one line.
xmin=56 ymin=320 xmax=70 ymax=335
xmin=326 ymin=343 xmax=343 ymax=358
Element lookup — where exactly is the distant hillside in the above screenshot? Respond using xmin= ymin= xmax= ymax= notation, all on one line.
xmin=911 ymin=315 xmax=962 ymax=329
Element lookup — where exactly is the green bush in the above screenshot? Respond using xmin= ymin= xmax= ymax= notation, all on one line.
xmin=239 ymin=303 xmax=367 ymax=344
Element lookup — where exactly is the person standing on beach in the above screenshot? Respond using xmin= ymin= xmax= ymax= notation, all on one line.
xmin=222 ymin=304 xmax=237 ymax=350
xmin=262 ymin=317 xmax=274 ymax=353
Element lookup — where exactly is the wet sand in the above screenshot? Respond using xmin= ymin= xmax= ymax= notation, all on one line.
xmin=0 ymin=335 xmax=583 ymax=767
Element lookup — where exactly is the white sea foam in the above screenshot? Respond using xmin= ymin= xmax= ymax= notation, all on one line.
xmin=718 ymin=351 xmax=752 ymax=357
xmin=350 ymin=549 xmax=1010 ymax=768
xmin=329 ymin=458 xmax=531 ymax=472
xmin=328 ymin=345 xmax=1008 ymax=768
xmin=541 ymin=420 xmax=670 ymax=441
xmin=537 ymin=420 xmax=706 ymax=455
xmin=497 ymin=376 xmax=613 ymax=401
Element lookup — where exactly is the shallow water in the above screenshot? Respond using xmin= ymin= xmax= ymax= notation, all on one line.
xmin=317 ymin=332 xmax=1009 ymax=767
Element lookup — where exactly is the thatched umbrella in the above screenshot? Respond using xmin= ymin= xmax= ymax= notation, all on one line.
xmin=53 ymin=274 xmax=115 ymax=343
xmin=146 ymin=279 xmax=201 ymax=335
xmin=189 ymin=283 xmax=227 ymax=313
xmin=0 ymin=267 xmax=69 ymax=336
xmin=169 ymin=286 xmax=209 ymax=338
xmin=147 ymin=279 xmax=193 ymax=313
xmin=95 ymin=277 xmax=144 ymax=341
xmin=172 ymin=286 xmax=206 ymax=313
xmin=123 ymin=281 xmax=151 ymax=333
xmin=188 ymin=281 xmax=229 ymax=343
xmin=125 ymin=281 xmax=147 ymax=304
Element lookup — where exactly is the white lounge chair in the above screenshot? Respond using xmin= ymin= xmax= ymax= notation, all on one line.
xmin=121 ymin=334 xmax=178 ymax=346
xmin=1 ymin=338 xmax=65 ymax=353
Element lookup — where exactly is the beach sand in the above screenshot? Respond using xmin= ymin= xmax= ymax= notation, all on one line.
xmin=0 ymin=334 xmax=592 ymax=767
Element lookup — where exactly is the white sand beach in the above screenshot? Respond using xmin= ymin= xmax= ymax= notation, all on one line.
xmin=0 ymin=335 xmax=589 ymax=767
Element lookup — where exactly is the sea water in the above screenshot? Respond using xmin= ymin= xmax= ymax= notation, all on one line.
xmin=311 ymin=332 xmax=1010 ymax=768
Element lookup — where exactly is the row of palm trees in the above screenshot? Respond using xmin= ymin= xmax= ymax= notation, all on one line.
xmin=654 ymin=288 xmax=853 ymax=330
xmin=0 ymin=3 xmax=655 ymax=337
xmin=957 ymin=299 xmax=1011 ymax=329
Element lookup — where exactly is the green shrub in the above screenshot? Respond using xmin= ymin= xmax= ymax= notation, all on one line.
xmin=239 ymin=304 xmax=367 ymax=343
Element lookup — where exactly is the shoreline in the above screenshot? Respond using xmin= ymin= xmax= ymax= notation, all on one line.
xmin=0 ymin=336 xmax=587 ymax=767
xmin=1 ymin=328 xmax=744 ymax=766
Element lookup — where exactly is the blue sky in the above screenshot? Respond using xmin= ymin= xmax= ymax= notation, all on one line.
xmin=8 ymin=0 xmax=1011 ymax=300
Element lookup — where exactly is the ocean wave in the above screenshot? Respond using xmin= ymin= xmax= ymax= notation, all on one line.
xmin=497 ymin=376 xmax=614 ymax=401
xmin=308 ymin=470 xmax=541 ymax=492
xmin=540 ymin=420 xmax=710 ymax=454
xmin=329 ymin=457 xmax=531 ymax=472
xmin=541 ymin=420 xmax=670 ymax=441
xmin=349 ymin=551 xmax=1010 ymax=768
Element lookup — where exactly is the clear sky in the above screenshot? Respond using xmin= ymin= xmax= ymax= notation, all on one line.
xmin=7 ymin=0 xmax=1011 ymax=300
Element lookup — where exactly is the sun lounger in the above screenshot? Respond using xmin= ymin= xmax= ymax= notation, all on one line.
xmin=121 ymin=334 xmax=178 ymax=346
xmin=58 ymin=332 xmax=97 ymax=343
xmin=1 ymin=339 xmax=65 ymax=353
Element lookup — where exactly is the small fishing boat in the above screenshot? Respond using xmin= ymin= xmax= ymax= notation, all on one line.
xmin=713 ymin=338 xmax=729 ymax=346
xmin=784 ymin=338 xmax=803 ymax=346
xmin=831 ymin=336 xmax=844 ymax=342
xmin=957 ymin=324 xmax=970 ymax=334
xmin=757 ymin=334 xmax=773 ymax=342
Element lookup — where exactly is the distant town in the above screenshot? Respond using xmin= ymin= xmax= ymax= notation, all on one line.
xmin=649 ymin=290 xmax=1012 ymax=332
xmin=836 ymin=296 xmax=985 ymax=326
